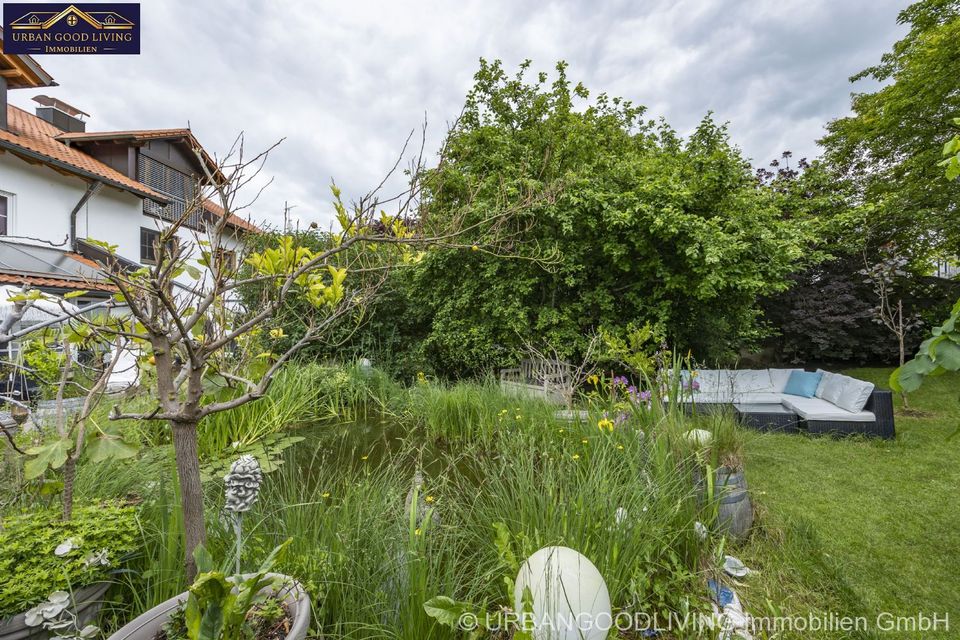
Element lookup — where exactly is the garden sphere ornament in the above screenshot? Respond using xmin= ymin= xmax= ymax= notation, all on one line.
xmin=514 ymin=546 xmax=612 ymax=640
xmin=224 ymin=455 xmax=263 ymax=573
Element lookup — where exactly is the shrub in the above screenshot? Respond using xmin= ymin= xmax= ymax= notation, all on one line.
xmin=0 ymin=502 xmax=138 ymax=616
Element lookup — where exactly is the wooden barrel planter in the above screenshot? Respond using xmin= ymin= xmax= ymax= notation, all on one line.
xmin=0 ymin=582 xmax=110 ymax=640
xmin=695 ymin=466 xmax=753 ymax=542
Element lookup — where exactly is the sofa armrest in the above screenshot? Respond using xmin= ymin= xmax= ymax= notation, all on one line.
xmin=863 ymin=389 xmax=896 ymax=439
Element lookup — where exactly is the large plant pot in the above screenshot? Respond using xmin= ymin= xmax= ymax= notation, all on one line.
xmin=694 ymin=466 xmax=754 ymax=542
xmin=0 ymin=582 xmax=110 ymax=640
xmin=107 ymin=574 xmax=310 ymax=640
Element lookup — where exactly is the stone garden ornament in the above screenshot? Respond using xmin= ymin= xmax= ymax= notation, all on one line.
xmin=224 ymin=454 xmax=263 ymax=573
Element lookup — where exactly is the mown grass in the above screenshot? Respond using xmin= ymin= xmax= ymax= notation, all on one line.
xmin=738 ymin=369 xmax=960 ymax=640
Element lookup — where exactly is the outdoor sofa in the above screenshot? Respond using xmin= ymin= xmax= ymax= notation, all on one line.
xmin=684 ymin=368 xmax=895 ymax=439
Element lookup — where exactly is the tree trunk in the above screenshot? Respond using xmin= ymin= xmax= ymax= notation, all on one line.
xmin=171 ymin=419 xmax=206 ymax=582
xmin=62 ymin=456 xmax=76 ymax=520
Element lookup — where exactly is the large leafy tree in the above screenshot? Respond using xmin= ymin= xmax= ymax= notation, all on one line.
xmin=820 ymin=0 xmax=960 ymax=263
xmin=373 ymin=60 xmax=813 ymax=375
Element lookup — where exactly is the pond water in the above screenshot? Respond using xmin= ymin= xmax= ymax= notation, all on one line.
xmin=285 ymin=417 xmax=453 ymax=482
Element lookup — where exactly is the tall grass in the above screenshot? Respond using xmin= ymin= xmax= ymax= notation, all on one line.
xmin=405 ymin=376 xmax=561 ymax=443
xmin=56 ymin=358 xmax=744 ymax=637
xmin=226 ymin=404 xmax=716 ymax=638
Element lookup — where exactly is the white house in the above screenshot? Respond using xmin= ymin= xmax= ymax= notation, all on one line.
xmin=0 ymin=39 xmax=258 ymax=305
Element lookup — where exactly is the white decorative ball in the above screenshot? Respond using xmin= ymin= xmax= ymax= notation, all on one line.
xmin=685 ymin=428 xmax=714 ymax=448
xmin=514 ymin=546 xmax=612 ymax=640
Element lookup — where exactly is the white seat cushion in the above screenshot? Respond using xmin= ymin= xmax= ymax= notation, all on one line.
xmin=737 ymin=392 xmax=784 ymax=404
xmin=781 ymin=396 xmax=875 ymax=422
xmin=690 ymin=391 xmax=734 ymax=404
xmin=768 ymin=368 xmax=804 ymax=393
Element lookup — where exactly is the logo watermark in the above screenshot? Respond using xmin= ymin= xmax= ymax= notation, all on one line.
xmin=452 ymin=609 xmax=950 ymax=635
xmin=3 ymin=3 xmax=140 ymax=54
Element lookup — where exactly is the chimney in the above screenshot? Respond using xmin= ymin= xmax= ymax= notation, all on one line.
xmin=32 ymin=94 xmax=88 ymax=132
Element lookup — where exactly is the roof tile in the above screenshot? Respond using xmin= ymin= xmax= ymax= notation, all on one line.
xmin=0 ymin=105 xmax=166 ymax=201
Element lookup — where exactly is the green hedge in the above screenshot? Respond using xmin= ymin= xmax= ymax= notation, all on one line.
xmin=0 ymin=502 xmax=137 ymax=616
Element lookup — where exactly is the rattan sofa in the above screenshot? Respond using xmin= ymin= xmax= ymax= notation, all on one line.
xmin=684 ymin=368 xmax=895 ymax=439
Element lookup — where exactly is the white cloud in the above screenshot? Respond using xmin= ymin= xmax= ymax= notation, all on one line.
xmin=8 ymin=0 xmax=908 ymax=229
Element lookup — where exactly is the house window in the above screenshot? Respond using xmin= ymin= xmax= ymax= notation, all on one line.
xmin=216 ymin=248 xmax=237 ymax=273
xmin=140 ymin=227 xmax=159 ymax=264
xmin=140 ymin=227 xmax=179 ymax=265
xmin=0 ymin=195 xmax=8 ymax=236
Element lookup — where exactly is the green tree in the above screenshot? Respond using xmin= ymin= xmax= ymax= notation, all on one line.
xmin=370 ymin=60 xmax=813 ymax=376
xmin=820 ymin=0 xmax=960 ymax=263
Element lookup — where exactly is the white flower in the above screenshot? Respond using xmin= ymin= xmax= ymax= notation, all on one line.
xmin=54 ymin=539 xmax=77 ymax=557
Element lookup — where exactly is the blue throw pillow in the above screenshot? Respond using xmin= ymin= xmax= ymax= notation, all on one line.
xmin=783 ymin=370 xmax=823 ymax=398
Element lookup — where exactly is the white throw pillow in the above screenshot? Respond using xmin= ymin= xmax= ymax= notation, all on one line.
xmin=822 ymin=376 xmax=848 ymax=406
xmin=815 ymin=369 xmax=833 ymax=398
xmin=834 ymin=376 xmax=875 ymax=413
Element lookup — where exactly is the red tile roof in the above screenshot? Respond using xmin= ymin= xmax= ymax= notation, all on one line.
xmin=0 ymin=106 xmax=168 ymax=202
xmin=203 ymin=199 xmax=262 ymax=233
xmin=0 ymin=274 xmax=116 ymax=291
xmin=0 ymin=248 xmax=115 ymax=291
xmin=2 ymin=107 xmax=258 ymax=233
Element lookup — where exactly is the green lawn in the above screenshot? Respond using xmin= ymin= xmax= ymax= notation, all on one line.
xmin=737 ymin=369 xmax=959 ymax=640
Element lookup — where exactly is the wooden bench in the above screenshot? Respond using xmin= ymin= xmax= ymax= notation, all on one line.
xmin=499 ymin=358 xmax=574 ymax=405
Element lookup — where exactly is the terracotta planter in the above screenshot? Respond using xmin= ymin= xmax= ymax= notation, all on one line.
xmin=0 ymin=582 xmax=110 ymax=640
xmin=107 ymin=574 xmax=310 ymax=640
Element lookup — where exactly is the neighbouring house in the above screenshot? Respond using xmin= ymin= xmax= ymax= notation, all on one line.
xmin=0 ymin=39 xmax=260 ymax=398
xmin=0 ymin=38 xmax=259 ymax=307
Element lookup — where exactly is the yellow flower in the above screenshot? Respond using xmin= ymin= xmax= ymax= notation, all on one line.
xmin=322 ymin=491 xmax=331 ymax=498
xmin=471 ymin=244 xmax=480 ymax=251
xmin=416 ymin=371 xmax=427 ymax=384
xmin=587 ymin=374 xmax=599 ymax=386
xmin=515 ymin=415 xmax=522 ymax=420
xmin=581 ymin=438 xmax=589 ymax=444
xmin=414 ymin=528 xmax=422 ymax=536
xmin=361 ymin=455 xmax=369 ymax=461
xmin=269 ymin=328 xmax=285 ymax=339
xmin=425 ymin=495 xmax=435 ymax=504
xmin=617 ymin=444 xmax=625 ymax=451
xmin=597 ymin=418 xmax=615 ymax=432
xmin=558 ymin=428 xmax=564 ymax=434
xmin=571 ymin=454 xmax=580 ymax=460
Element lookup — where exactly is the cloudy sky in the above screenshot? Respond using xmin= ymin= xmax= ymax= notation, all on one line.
xmin=9 ymin=0 xmax=908 ymax=229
